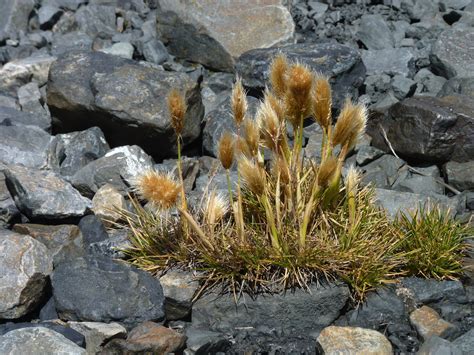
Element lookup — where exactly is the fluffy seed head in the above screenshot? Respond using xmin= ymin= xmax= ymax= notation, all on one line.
xmin=204 ymin=190 xmax=229 ymax=225
xmin=231 ymin=76 xmax=248 ymax=127
xmin=346 ymin=104 xmax=367 ymax=150
xmin=135 ymin=170 xmax=181 ymax=209
xmin=218 ymin=131 xmax=235 ymax=170
xmin=332 ymin=100 xmax=367 ymax=148
xmin=312 ymin=76 xmax=332 ymax=130
xmin=345 ymin=165 xmax=361 ymax=194
xmin=265 ymin=89 xmax=285 ymax=122
xmin=257 ymin=99 xmax=282 ymax=152
xmin=243 ymin=119 xmax=260 ymax=157
xmin=238 ymin=157 xmax=266 ymax=196
xmin=285 ymin=63 xmax=313 ymax=127
xmin=167 ymin=89 xmax=186 ymax=136
xmin=272 ymin=156 xmax=291 ymax=185
xmin=269 ymin=54 xmax=289 ymax=97
xmin=317 ymin=156 xmax=338 ymax=187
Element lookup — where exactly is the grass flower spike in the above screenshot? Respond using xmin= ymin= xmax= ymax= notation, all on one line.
xmin=218 ymin=131 xmax=235 ymax=170
xmin=167 ymin=89 xmax=186 ymax=136
xmin=135 ymin=170 xmax=181 ymax=209
xmin=231 ymin=76 xmax=248 ymax=127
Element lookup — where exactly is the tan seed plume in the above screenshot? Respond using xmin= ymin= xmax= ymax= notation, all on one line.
xmin=257 ymin=99 xmax=281 ymax=152
xmin=269 ymin=54 xmax=289 ymax=97
xmin=285 ymin=63 xmax=313 ymax=127
xmin=218 ymin=131 xmax=235 ymax=170
xmin=332 ymin=99 xmax=366 ymax=148
xmin=167 ymin=89 xmax=186 ymax=136
xmin=243 ymin=119 xmax=260 ymax=157
xmin=317 ymin=156 xmax=338 ymax=187
xmin=204 ymin=190 xmax=229 ymax=226
xmin=312 ymin=76 xmax=332 ymax=130
xmin=238 ymin=157 xmax=266 ymax=196
xmin=231 ymin=76 xmax=248 ymax=127
xmin=135 ymin=170 xmax=181 ymax=209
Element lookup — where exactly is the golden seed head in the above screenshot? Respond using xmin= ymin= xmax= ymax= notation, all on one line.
xmin=243 ymin=119 xmax=260 ymax=157
xmin=269 ymin=54 xmax=289 ymax=97
xmin=218 ymin=131 xmax=235 ymax=170
xmin=312 ymin=76 xmax=332 ymax=130
xmin=332 ymin=100 xmax=367 ymax=149
xmin=257 ymin=99 xmax=282 ymax=152
xmin=167 ymin=89 xmax=187 ymax=136
xmin=285 ymin=63 xmax=313 ymax=127
xmin=265 ymin=89 xmax=286 ymax=122
xmin=238 ymin=156 xmax=266 ymax=196
xmin=235 ymin=135 xmax=252 ymax=159
xmin=231 ymin=76 xmax=248 ymax=127
xmin=345 ymin=165 xmax=361 ymax=194
xmin=272 ymin=156 xmax=291 ymax=185
xmin=135 ymin=170 xmax=181 ymax=209
xmin=204 ymin=190 xmax=229 ymax=225
xmin=346 ymin=104 xmax=367 ymax=150
xmin=317 ymin=156 xmax=338 ymax=187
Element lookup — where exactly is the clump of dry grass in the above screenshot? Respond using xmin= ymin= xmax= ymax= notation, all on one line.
xmin=117 ymin=55 xmax=472 ymax=300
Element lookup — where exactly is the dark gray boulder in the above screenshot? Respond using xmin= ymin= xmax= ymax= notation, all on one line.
xmin=439 ymin=77 xmax=474 ymax=99
xmin=51 ymin=256 xmax=166 ymax=328
xmin=444 ymin=161 xmax=474 ymax=191
xmin=0 ymin=105 xmax=51 ymax=131
xmin=0 ymin=171 xmax=20 ymax=228
xmin=47 ymin=51 xmax=204 ymax=158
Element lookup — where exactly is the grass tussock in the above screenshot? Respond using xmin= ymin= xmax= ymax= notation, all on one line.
xmin=116 ymin=55 xmax=472 ymax=300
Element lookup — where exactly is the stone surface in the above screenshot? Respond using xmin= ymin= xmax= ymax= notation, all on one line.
xmin=356 ymin=145 xmax=385 ymax=166
xmin=0 ymin=172 xmax=20 ymax=228
xmin=0 ymin=0 xmax=36 ymax=35
xmin=0 ymin=230 xmax=52 ymax=319
xmin=74 ymin=4 xmax=116 ymax=38
xmin=4 ymin=165 xmax=91 ymax=220
xmin=154 ymin=157 xmax=200 ymax=193
xmin=431 ymin=28 xmax=474 ymax=79
xmin=399 ymin=277 xmax=466 ymax=305
xmin=0 ymin=124 xmax=52 ymax=169
xmin=452 ymin=329 xmax=474 ymax=354
xmin=236 ymin=42 xmax=365 ymax=109
xmin=92 ymin=184 xmax=127 ymax=226
xmin=418 ymin=335 xmax=462 ymax=355
xmin=87 ymin=228 xmax=131 ymax=259
xmin=78 ymin=214 xmax=109 ymax=246
xmin=51 ymin=256 xmax=165 ymax=328
xmin=368 ymin=95 xmax=474 ymax=163
xmin=47 ymin=51 xmax=204 ymax=158
xmin=362 ymin=48 xmax=415 ymax=77
xmin=356 ymin=14 xmax=394 ymax=49
xmin=361 ymin=154 xmax=406 ymax=189
xmin=444 ymin=161 xmax=474 ymax=191
xmin=101 ymin=322 xmax=186 ymax=354
xmin=0 ymin=327 xmax=86 ymax=355
xmin=100 ymin=42 xmax=135 ymax=59
xmin=317 ymin=326 xmax=393 ymax=355
xmin=410 ymin=306 xmax=458 ymax=341
xmin=68 ymin=321 xmax=127 ymax=355
xmin=50 ymin=32 xmax=93 ymax=56
xmin=157 ymin=0 xmax=295 ymax=71
xmin=71 ymin=145 xmax=154 ymax=197
xmin=439 ymin=77 xmax=474 ymax=99
xmin=184 ymin=328 xmax=231 ymax=354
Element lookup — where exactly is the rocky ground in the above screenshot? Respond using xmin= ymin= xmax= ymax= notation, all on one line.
xmin=0 ymin=0 xmax=473 ymax=354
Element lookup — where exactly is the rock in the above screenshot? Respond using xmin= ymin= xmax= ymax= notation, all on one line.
xmin=452 ymin=329 xmax=474 ymax=354
xmin=392 ymin=75 xmax=417 ymax=100
xmin=418 ymin=335 xmax=462 ymax=355
xmin=4 ymin=165 xmax=91 ymax=221
xmin=87 ymin=228 xmax=131 ymax=259
xmin=410 ymin=306 xmax=458 ymax=341
xmin=440 ymin=0 xmax=472 ymax=10
xmin=0 ymin=95 xmax=19 ymax=110
xmin=203 ymin=96 xmax=259 ymax=157
xmin=439 ymin=77 xmax=474 ymax=99
xmin=51 ymin=256 xmax=165 ymax=328
xmin=362 ymin=48 xmax=415 ymax=77
xmin=0 ymin=230 xmax=52 ymax=319
xmin=154 ymin=157 xmax=200 ymax=193
xmin=392 ymin=173 xmax=444 ymax=196
xmin=184 ymin=328 xmax=231 ymax=354
xmin=0 ymin=327 xmax=86 ymax=355
xmin=48 ymin=127 xmax=110 ymax=180
xmin=431 ymin=28 xmax=474 ymax=79
xmin=39 ymin=297 xmax=58 ymax=321
xmin=414 ymin=69 xmax=447 ymax=96
xmin=100 ymin=42 xmax=135 ymax=59
xmin=156 ymin=0 xmax=294 ymax=72
xmin=13 ymin=223 xmax=84 ymax=266
xmin=361 ymin=154 xmax=406 ymax=189
xmin=367 ymin=95 xmax=474 ymax=163
xmin=159 ymin=269 xmax=200 ymax=321
xmin=236 ymin=42 xmax=365 ymax=109
xmin=444 ymin=161 xmax=474 ymax=191
xmin=78 ymin=214 xmax=109 ymax=246
xmin=92 ymin=184 xmax=127 ymax=226
xmin=68 ymin=321 xmax=127 ymax=355
xmin=50 ymin=32 xmax=93 ymax=56
xmin=356 ymin=14 xmax=394 ymax=49
xmin=17 ymin=82 xmax=48 ymax=118
xmin=356 ymin=146 xmax=385 ymax=166
xmin=371 ymin=91 xmax=399 ymax=111
xmin=317 ymin=326 xmax=393 ymax=355
xmin=364 ymin=74 xmax=391 ymax=103
xmin=38 ymin=4 xmax=63 ymax=30
xmin=71 ymin=145 xmax=154 ymax=197
xmin=141 ymin=39 xmax=168 ymax=65
xmin=0 ymin=124 xmax=52 ymax=168
xmin=47 ymin=51 xmax=204 ymax=158
xmin=374 ymin=188 xmax=459 ymax=219
xmin=0 ymin=172 xmax=20 ymax=228
xmin=399 ymin=277 xmax=466 ymax=305
xmin=75 ymin=5 xmax=116 ymax=37
xmin=0 ymin=0 xmax=36 ymax=35
xmin=403 ymin=0 xmax=439 ymax=21
xmin=192 ymin=282 xmax=349 ymax=335
xmin=102 ymin=322 xmax=186 ymax=354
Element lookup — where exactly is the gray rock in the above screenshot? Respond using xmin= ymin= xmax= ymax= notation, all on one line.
xmin=431 ymin=28 xmax=474 ymax=79
xmin=87 ymin=228 xmax=131 ymax=259
xmin=0 ymin=172 xmax=20 ymax=228
xmin=50 ymin=32 xmax=93 ymax=56
xmin=356 ymin=14 xmax=394 ymax=49
xmin=236 ymin=42 xmax=366 ymax=109
xmin=0 ymin=0 xmax=35 ymax=35
xmin=0 ymin=95 xmax=19 ymax=110
xmin=439 ymin=77 xmax=474 ymax=99
xmin=418 ymin=335 xmax=462 ymax=355
xmin=38 ymin=4 xmax=63 ymax=29
xmin=92 ymin=183 xmax=127 ymax=226
xmin=48 ymin=127 xmax=110 ymax=180
xmin=0 ymin=124 xmax=52 ymax=168
xmin=399 ymin=277 xmax=466 ymax=305
xmin=47 ymin=51 xmax=203 ymax=158
xmin=362 ymin=48 xmax=415 ymax=77
xmin=4 ymin=165 xmax=91 ymax=220
xmin=47 ymin=0 xmax=87 ymax=10
xmin=440 ymin=0 xmax=472 ymax=10
xmin=71 ymin=145 xmax=154 ymax=197
xmin=444 ymin=161 xmax=474 ymax=191
xmin=78 ymin=214 xmax=108 ymax=246
xmin=0 ymin=105 xmax=50 ymax=132
xmin=155 ymin=157 xmax=200 ymax=193
xmin=157 ymin=0 xmax=295 ymax=72
xmin=361 ymin=154 xmax=406 ymax=189
xmin=392 ymin=173 xmax=444 ymax=196
xmin=75 ymin=5 xmax=116 ymax=37
xmin=356 ymin=145 xmax=385 ymax=166
xmin=52 ymin=256 xmax=166 ymax=328
xmin=364 ymin=74 xmax=391 ymax=103
xmin=410 ymin=306 xmax=459 ymax=341
xmin=452 ymin=329 xmax=474 ymax=354
xmin=192 ymin=282 xmax=350 ymax=335
xmin=392 ymin=75 xmax=417 ymax=100
xmin=142 ymin=39 xmax=169 ymax=65
xmin=184 ymin=328 xmax=231 ymax=354
xmin=402 ymin=0 xmax=439 ymax=21
xmin=0 ymin=230 xmax=52 ymax=319
xmin=100 ymin=42 xmax=135 ymax=59
xmin=371 ymin=91 xmax=399 ymax=111
xmin=367 ymin=95 xmax=474 ymax=163
xmin=68 ymin=321 xmax=127 ymax=355
xmin=414 ymin=68 xmax=447 ymax=96
xmin=0 ymin=327 xmax=86 ymax=355
xmin=374 ymin=188 xmax=459 ymax=219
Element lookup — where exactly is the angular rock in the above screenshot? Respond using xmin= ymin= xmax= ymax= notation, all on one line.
xmin=0 ymin=230 xmax=52 ymax=319
xmin=154 ymin=157 xmax=200 ymax=193
xmin=68 ymin=321 xmax=127 ymax=355
xmin=236 ymin=42 xmax=365 ymax=109
xmin=38 ymin=4 xmax=63 ymax=30
xmin=0 ymin=124 xmax=52 ymax=168
xmin=0 ymin=172 xmax=20 ymax=228
xmin=51 ymin=256 xmax=165 ymax=328
xmin=0 ymin=327 xmax=86 ymax=355
xmin=75 ymin=4 xmax=116 ymax=38
xmin=414 ymin=68 xmax=447 ymax=96
xmin=78 ymin=214 xmax=109 ymax=246
xmin=418 ymin=335 xmax=462 ymax=355
xmin=361 ymin=154 xmax=406 ymax=189
xmin=399 ymin=277 xmax=466 ymax=305
xmin=17 ymin=82 xmax=48 ymax=118
xmin=50 ymin=32 xmax=93 ymax=56
xmin=71 ymin=145 xmax=154 ymax=197
xmin=47 ymin=51 xmax=203 ymax=158
xmin=157 ymin=0 xmax=294 ymax=71
xmin=362 ymin=48 xmax=415 ymax=77
xmin=444 ymin=161 xmax=474 ymax=191
xmin=4 ymin=165 xmax=91 ymax=220
xmin=410 ymin=306 xmax=458 ymax=341
xmin=39 ymin=297 xmax=58 ymax=321
xmin=0 ymin=0 xmax=36 ymax=35
xmin=92 ymin=184 xmax=127 ymax=226
xmin=356 ymin=146 xmax=386 ymax=167
xmin=392 ymin=174 xmax=444 ymax=196
xmin=87 ymin=228 xmax=131 ymax=259
xmin=368 ymin=95 xmax=474 ymax=163
xmin=439 ymin=77 xmax=474 ymax=99
xmin=100 ymin=42 xmax=135 ymax=59
xmin=452 ymin=329 xmax=474 ymax=354
xmin=102 ymin=322 xmax=186 ymax=354
xmin=356 ymin=14 xmax=394 ymax=50
xmin=184 ymin=328 xmax=231 ymax=354
xmin=192 ymin=282 xmax=349 ymax=335
xmin=48 ymin=127 xmax=110 ymax=180
xmin=392 ymin=75 xmax=417 ymax=100
xmin=317 ymin=326 xmax=393 ymax=355
xmin=13 ymin=223 xmax=84 ymax=266
xmin=142 ymin=39 xmax=169 ymax=65
xmin=431 ymin=28 xmax=474 ymax=79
